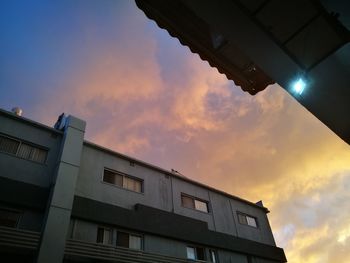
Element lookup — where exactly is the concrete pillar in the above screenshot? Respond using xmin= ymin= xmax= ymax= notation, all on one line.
xmin=36 ymin=116 xmax=86 ymax=263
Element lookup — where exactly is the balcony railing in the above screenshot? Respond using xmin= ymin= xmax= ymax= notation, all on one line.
xmin=0 ymin=227 xmax=208 ymax=262
xmin=65 ymin=239 xmax=204 ymax=263
xmin=0 ymin=226 xmax=40 ymax=251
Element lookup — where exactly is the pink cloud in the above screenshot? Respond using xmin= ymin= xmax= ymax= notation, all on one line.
xmin=25 ymin=3 xmax=350 ymax=262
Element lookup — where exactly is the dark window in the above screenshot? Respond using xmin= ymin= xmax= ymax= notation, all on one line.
xmin=0 ymin=134 xmax=47 ymax=164
xmin=238 ymin=213 xmax=248 ymax=224
xmin=28 ymin=146 xmax=47 ymax=163
xmin=237 ymin=212 xmax=258 ymax=228
xmin=0 ymin=136 xmax=19 ymax=154
xmin=103 ymin=169 xmax=143 ymax=193
xmin=17 ymin=143 xmax=32 ymax=159
xmin=181 ymin=194 xmax=209 ymax=213
xmin=0 ymin=208 xmax=21 ymax=228
xmin=103 ymin=170 xmax=123 ymax=187
xmin=117 ymin=231 xmax=129 ymax=248
xmin=97 ymin=227 xmax=112 ymax=244
xmin=196 ymin=247 xmax=205 ymax=260
xmin=116 ymin=231 xmax=142 ymax=250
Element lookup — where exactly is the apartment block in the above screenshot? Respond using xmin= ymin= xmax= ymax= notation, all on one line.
xmin=0 ymin=109 xmax=286 ymax=263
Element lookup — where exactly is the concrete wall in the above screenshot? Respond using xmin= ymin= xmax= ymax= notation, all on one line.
xmin=231 ymin=198 xmax=276 ymax=246
xmin=70 ymin=219 xmax=184 ymax=257
xmin=75 ymin=143 xmax=275 ymax=245
xmin=209 ymin=191 xmax=238 ymax=236
xmin=144 ymin=234 xmax=188 ymax=258
xmin=0 ymin=112 xmax=62 ymax=187
xmin=71 ymin=218 xmax=252 ymax=262
xmin=171 ymin=176 xmax=216 ymax=230
xmin=218 ymin=250 xmax=248 ymax=263
xmin=76 ymin=144 xmax=173 ymax=212
xmin=253 ymin=257 xmax=280 ymax=263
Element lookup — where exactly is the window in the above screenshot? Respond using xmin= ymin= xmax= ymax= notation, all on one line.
xmin=116 ymin=231 xmax=142 ymax=250
xmin=129 ymin=235 xmax=142 ymax=250
xmin=116 ymin=231 xmax=129 ymax=247
xmin=103 ymin=170 xmax=123 ymax=186
xmin=0 ymin=136 xmax=19 ymax=154
xmin=209 ymin=249 xmax=218 ymax=263
xmin=0 ymin=208 xmax=21 ymax=228
xmin=181 ymin=195 xmax=195 ymax=209
xmin=97 ymin=227 xmax=112 ymax=244
xmin=0 ymin=134 xmax=47 ymax=163
xmin=186 ymin=246 xmax=205 ymax=261
xmin=237 ymin=213 xmax=258 ymax=228
xmin=103 ymin=169 xmax=143 ymax=193
xmin=181 ymin=194 xmax=209 ymax=213
xmin=194 ymin=199 xmax=208 ymax=212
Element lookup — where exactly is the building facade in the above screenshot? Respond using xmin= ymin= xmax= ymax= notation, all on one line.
xmin=0 ymin=109 xmax=286 ymax=263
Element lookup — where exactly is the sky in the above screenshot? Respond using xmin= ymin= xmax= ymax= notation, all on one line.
xmin=1 ymin=1 xmax=350 ymax=262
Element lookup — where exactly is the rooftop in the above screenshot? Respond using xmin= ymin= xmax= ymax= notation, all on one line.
xmin=0 ymin=108 xmax=269 ymax=213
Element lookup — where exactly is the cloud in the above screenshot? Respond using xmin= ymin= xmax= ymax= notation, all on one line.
xmin=4 ymin=1 xmax=350 ymax=262
xmin=274 ymin=172 xmax=350 ymax=263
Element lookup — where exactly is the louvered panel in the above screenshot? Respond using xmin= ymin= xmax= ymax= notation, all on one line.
xmin=0 ymin=226 xmax=40 ymax=250
xmin=65 ymin=239 xmax=199 ymax=263
xmin=17 ymin=143 xmax=32 ymax=159
xmin=30 ymin=147 xmax=47 ymax=163
xmin=0 ymin=136 xmax=20 ymax=155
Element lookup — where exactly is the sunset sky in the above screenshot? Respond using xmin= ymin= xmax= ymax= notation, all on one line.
xmin=1 ymin=1 xmax=350 ymax=262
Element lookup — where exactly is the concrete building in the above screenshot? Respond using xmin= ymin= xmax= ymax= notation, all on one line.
xmin=0 ymin=108 xmax=286 ymax=263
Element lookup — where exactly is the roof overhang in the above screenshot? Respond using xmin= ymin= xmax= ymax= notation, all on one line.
xmin=136 ymin=0 xmax=350 ymax=145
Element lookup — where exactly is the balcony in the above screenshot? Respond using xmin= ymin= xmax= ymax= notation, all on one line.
xmin=65 ymin=239 xmax=205 ymax=263
xmin=0 ymin=226 xmax=40 ymax=253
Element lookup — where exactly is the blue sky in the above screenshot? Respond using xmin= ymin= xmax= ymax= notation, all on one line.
xmin=1 ymin=1 xmax=350 ymax=262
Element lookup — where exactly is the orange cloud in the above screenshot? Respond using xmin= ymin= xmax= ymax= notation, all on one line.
xmin=28 ymin=3 xmax=350 ymax=262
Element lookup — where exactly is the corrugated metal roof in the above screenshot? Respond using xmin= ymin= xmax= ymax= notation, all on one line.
xmin=136 ymin=0 xmax=275 ymax=95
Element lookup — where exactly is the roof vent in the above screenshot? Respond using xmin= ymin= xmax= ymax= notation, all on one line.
xmin=11 ymin=107 xmax=23 ymax=116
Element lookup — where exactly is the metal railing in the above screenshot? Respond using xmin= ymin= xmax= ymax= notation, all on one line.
xmin=0 ymin=226 xmax=207 ymax=262
xmin=65 ymin=239 xmax=204 ymax=263
xmin=0 ymin=226 xmax=40 ymax=251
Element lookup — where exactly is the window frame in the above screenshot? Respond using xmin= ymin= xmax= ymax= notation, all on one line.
xmin=237 ymin=212 xmax=258 ymax=228
xmin=102 ymin=168 xmax=144 ymax=194
xmin=209 ymin=249 xmax=218 ymax=263
xmin=0 ymin=133 xmax=48 ymax=164
xmin=181 ymin=193 xmax=210 ymax=213
xmin=96 ymin=226 xmax=113 ymax=245
xmin=186 ymin=245 xmax=206 ymax=261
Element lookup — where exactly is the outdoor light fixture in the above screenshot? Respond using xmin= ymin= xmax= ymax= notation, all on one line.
xmin=291 ymin=77 xmax=306 ymax=95
xmin=289 ymin=74 xmax=309 ymax=97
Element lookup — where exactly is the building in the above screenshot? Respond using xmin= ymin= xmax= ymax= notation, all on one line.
xmin=0 ymin=108 xmax=286 ymax=263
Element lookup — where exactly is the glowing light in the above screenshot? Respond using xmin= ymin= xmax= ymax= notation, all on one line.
xmin=292 ymin=78 xmax=306 ymax=95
